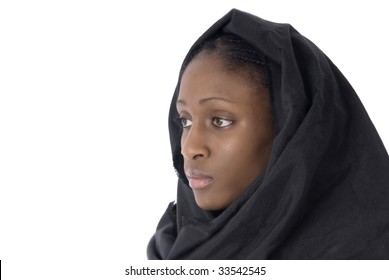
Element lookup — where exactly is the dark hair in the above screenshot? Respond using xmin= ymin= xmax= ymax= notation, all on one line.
xmin=180 ymin=32 xmax=271 ymax=92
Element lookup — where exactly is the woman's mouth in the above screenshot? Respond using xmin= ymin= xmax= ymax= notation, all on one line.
xmin=185 ymin=169 xmax=213 ymax=189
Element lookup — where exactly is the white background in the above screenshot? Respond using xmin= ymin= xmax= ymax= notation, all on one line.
xmin=0 ymin=0 xmax=388 ymax=279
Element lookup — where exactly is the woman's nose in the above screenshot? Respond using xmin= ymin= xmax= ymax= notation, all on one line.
xmin=181 ymin=125 xmax=210 ymax=160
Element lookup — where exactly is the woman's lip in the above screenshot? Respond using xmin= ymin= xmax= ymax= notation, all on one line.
xmin=188 ymin=177 xmax=213 ymax=189
xmin=185 ymin=169 xmax=213 ymax=189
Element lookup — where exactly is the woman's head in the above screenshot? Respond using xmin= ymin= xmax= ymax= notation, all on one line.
xmin=176 ymin=33 xmax=275 ymax=210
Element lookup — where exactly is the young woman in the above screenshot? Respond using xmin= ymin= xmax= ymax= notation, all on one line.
xmin=147 ymin=9 xmax=389 ymax=259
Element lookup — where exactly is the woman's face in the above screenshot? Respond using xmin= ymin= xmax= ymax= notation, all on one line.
xmin=177 ymin=53 xmax=275 ymax=210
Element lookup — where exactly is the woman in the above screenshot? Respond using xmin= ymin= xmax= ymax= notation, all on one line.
xmin=147 ymin=9 xmax=389 ymax=259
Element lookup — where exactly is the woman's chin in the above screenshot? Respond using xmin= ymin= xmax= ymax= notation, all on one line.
xmin=194 ymin=195 xmax=229 ymax=211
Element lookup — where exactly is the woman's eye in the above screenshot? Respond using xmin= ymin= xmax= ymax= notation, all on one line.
xmin=180 ymin=118 xmax=192 ymax=128
xmin=212 ymin=117 xmax=233 ymax=128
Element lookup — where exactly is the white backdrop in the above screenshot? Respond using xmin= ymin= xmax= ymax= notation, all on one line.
xmin=0 ymin=0 xmax=388 ymax=279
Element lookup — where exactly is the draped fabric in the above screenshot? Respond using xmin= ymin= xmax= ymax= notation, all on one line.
xmin=147 ymin=9 xmax=389 ymax=259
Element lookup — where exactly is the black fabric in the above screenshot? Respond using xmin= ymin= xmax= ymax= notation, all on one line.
xmin=147 ymin=9 xmax=389 ymax=259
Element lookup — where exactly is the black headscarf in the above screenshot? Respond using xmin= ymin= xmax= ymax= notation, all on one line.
xmin=147 ymin=9 xmax=389 ymax=259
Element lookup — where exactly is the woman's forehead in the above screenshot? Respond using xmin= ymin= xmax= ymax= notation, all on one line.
xmin=178 ymin=54 xmax=260 ymax=102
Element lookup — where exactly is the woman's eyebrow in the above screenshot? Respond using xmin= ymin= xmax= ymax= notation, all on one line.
xmin=176 ymin=97 xmax=235 ymax=106
xmin=199 ymin=97 xmax=236 ymax=105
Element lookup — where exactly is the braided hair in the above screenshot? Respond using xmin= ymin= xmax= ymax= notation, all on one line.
xmin=180 ymin=32 xmax=271 ymax=92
